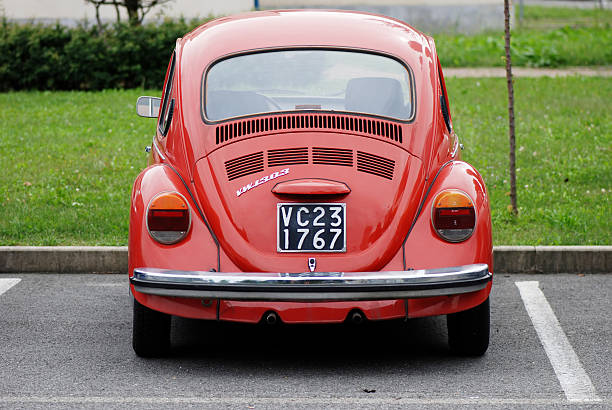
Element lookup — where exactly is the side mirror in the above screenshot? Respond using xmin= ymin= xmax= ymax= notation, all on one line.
xmin=136 ymin=96 xmax=161 ymax=118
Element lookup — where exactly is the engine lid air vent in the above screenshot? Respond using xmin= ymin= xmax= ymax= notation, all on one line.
xmin=357 ymin=151 xmax=395 ymax=180
xmin=226 ymin=148 xmax=395 ymax=181
xmin=267 ymin=147 xmax=308 ymax=167
xmin=312 ymin=147 xmax=353 ymax=167
xmin=225 ymin=151 xmax=264 ymax=181
xmin=215 ymin=114 xmax=403 ymax=145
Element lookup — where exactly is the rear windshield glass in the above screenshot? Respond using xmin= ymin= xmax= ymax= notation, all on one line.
xmin=204 ymin=49 xmax=413 ymax=122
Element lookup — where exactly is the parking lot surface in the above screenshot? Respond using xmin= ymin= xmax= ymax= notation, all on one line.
xmin=0 ymin=273 xmax=610 ymax=409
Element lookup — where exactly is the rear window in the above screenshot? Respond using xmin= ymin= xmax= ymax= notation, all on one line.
xmin=203 ymin=49 xmax=414 ymax=122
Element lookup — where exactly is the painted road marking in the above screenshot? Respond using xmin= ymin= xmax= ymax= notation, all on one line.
xmin=0 ymin=396 xmax=610 ymax=405
xmin=516 ymin=281 xmax=601 ymax=403
xmin=0 ymin=278 xmax=20 ymax=296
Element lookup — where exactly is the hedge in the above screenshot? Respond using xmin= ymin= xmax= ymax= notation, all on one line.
xmin=3 ymin=16 xmax=610 ymax=91
xmin=0 ymin=18 xmax=211 ymax=91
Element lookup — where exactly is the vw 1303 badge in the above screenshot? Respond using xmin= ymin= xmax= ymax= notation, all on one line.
xmin=236 ymin=168 xmax=289 ymax=197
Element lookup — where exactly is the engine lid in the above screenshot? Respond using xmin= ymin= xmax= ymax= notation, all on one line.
xmin=192 ymin=131 xmax=425 ymax=273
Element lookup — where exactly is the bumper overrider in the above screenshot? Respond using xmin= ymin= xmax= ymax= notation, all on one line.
xmin=130 ymin=264 xmax=491 ymax=302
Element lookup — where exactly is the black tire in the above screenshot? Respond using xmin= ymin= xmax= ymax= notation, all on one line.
xmin=447 ymin=297 xmax=490 ymax=356
xmin=132 ymin=298 xmax=171 ymax=357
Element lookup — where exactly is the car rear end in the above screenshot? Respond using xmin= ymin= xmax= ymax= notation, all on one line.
xmin=129 ymin=10 xmax=492 ymax=357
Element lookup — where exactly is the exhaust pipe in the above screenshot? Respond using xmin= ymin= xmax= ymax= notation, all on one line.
xmin=264 ymin=311 xmax=278 ymax=325
xmin=350 ymin=311 xmax=365 ymax=325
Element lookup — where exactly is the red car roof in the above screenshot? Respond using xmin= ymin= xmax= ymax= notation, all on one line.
xmin=179 ymin=9 xmax=433 ymax=72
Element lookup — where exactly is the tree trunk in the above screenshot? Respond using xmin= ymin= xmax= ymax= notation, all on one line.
xmin=504 ymin=0 xmax=518 ymax=215
xmin=85 ymin=0 xmax=172 ymax=26
xmin=111 ymin=0 xmax=121 ymax=23
xmin=94 ymin=3 xmax=102 ymax=29
xmin=124 ymin=0 xmax=141 ymax=26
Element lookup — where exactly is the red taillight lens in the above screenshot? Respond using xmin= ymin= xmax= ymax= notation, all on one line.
xmin=432 ymin=190 xmax=476 ymax=242
xmin=146 ymin=192 xmax=191 ymax=244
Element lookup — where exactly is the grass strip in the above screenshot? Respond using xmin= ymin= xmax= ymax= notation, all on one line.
xmin=436 ymin=6 xmax=612 ymax=67
xmin=0 ymin=90 xmax=145 ymax=245
xmin=448 ymin=76 xmax=611 ymax=245
xmin=0 ymin=77 xmax=610 ymax=245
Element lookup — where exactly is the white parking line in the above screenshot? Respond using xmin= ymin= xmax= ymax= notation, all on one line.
xmin=0 ymin=396 xmax=610 ymax=405
xmin=515 ymin=281 xmax=601 ymax=403
xmin=0 ymin=278 xmax=21 ymax=296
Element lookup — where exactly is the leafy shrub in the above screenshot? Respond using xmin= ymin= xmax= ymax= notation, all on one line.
xmin=0 ymin=18 xmax=210 ymax=91
xmin=1 ymin=14 xmax=610 ymax=91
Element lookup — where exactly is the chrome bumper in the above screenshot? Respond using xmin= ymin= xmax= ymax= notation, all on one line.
xmin=130 ymin=264 xmax=491 ymax=302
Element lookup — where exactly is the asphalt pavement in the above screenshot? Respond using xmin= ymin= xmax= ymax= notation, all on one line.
xmin=0 ymin=272 xmax=610 ymax=409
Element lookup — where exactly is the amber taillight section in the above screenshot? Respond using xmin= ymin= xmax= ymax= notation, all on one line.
xmin=431 ymin=190 xmax=476 ymax=242
xmin=147 ymin=192 xmax=191 ymax=244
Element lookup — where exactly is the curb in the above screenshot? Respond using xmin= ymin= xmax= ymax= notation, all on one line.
xmin=1 ymin=246 xmax=611 ymax=274
xmin=0 ymin=246 xmax=127 ymax=274
xmin=493 ymin=246 xmax=612 ymax=274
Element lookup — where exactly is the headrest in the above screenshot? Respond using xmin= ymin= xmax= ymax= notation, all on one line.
xmin=345 ymin=77 xmax=406 ymax=119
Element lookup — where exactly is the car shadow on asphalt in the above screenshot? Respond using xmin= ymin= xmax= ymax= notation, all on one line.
xmin=168 ymin=315 xmax=454 ymax=367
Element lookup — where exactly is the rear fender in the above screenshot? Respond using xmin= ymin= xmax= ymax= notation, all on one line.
xmin=129 ymin=164 xmax=219 ymax=278
xmin=399 ymin=160 xmax=492 ymax=315
xmin=403 ymin=161 xmax=493 ymax=272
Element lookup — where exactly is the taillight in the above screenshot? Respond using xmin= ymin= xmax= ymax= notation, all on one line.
xmin=146 ymin=192 xmax=191 ymax=244
xmin=431 ymin=189 xmax=476 ymax=243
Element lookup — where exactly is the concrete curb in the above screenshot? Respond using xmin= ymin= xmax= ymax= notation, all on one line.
xmin=0 ymin=246 xmax=128 ymax=274
xmin=493 ymin=246 xmax=612 ymax=274
xmin=1 ymin=246 xmax=611 ymax=274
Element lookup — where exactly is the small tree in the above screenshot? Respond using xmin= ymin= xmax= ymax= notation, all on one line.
xmin=84 ymin=0 xmax=173 ymax=27
xmin=504 ymin=0 xmax=518 ymax=215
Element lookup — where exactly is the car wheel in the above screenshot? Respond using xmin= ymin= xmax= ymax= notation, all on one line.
xmin=132 ymin=298 xmax=171 ymax=357
xmin=447 ymin=297 xmax=490 ymax=356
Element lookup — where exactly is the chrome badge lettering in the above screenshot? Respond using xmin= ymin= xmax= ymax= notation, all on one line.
xmin=236 ymin=168 xmax=289 ymax=197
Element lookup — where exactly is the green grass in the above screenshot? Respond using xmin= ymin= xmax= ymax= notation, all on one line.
xmin=435 ymin=6 xmax=612 ymax=67
xmin=519 ymin=5 xmax=612 ymax=30
xmin=0 ymin=77 xmax=610 ymax=245
xmin=0 ymin=90 xmax=151 ymax=245
xmin=447 ymin=76 xmax=611 ymax=245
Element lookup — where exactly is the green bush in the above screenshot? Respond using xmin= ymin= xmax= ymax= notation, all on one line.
xmin=0 ymin=18 xmax=210 ymax=91
xmin=1 ymin=7 xmax=610 ymax=91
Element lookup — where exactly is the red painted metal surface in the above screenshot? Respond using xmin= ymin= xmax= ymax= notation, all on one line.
xmin=271 ymin=178 xmax=351 ymax=196
xmin=129 ymin=9 xmax=493 ymax=324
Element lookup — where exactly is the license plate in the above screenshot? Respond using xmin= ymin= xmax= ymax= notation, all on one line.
xmin=277 ymin=203 xmax=346 ymax=253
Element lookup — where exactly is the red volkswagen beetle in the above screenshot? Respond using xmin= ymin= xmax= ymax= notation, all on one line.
xmin=130 ymin=10 xmax=492 ymax=357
